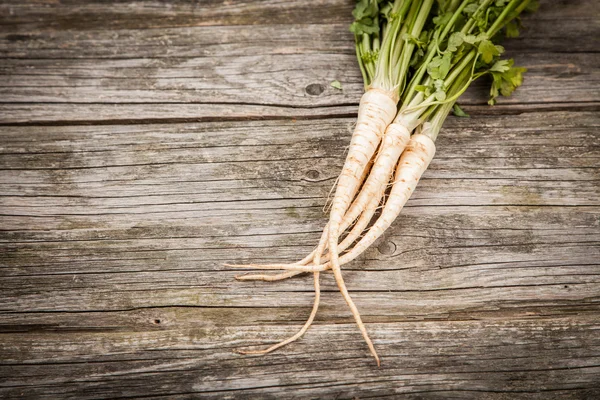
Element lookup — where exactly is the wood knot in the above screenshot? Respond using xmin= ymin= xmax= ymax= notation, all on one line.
xmin=305 ymin=169 xmax=320 ymax=180
xmin=305 ymin=83 xmax=325 ymax=96
xmin=377 ymin=240 xmax=396 ymax=256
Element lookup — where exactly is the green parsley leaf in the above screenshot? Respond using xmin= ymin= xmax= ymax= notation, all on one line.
xmin=427 ymin=52 xmax=452 ymax=80
xmin=464 ymin=4 xmax=479 ymax=15
xmin=433 ymin=12 xmax=452 ymax=28
xmin=350 ymin=19 xmax=379 ymax=36
xmin=478 ymin=39 xmax=501 ymax=63
xmin=352 ymin=0 xmax=378 ymax=20
xmin=505 ymin=20 xmax=520 ymax=38
xmin=440 ymin=52 xmax=453 ymax=78
xmin=462 ymin=34 xmax=478 ymax=44
xmin=330 ymin=80 xmax=343 ymax=90
xmin=488 ymin=59 xmax=527 ymax=105
xmin=453 ymin=103 xmax=470 ymax=117
xmin=490 ymin=59 xmax=511 ymax=73
xmin=427 ymin=56 xmax=443 ymax=79
xmin=447 ymin=32 xmax=464 ymax=53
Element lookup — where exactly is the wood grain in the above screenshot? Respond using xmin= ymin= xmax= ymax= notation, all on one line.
xmin=0 ymin=0 xmax=599 ymax=398
xmin=0 ymin=0 xmax=599 ymax=124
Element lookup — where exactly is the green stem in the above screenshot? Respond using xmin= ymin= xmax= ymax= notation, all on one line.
xmin=487 ymin=0 xmax=522 ymax=37
xmin=386 ymin=0 xmax=415 ymax=85
xmin=448 ymin=0 xmax=462 ymax=12
xmin=372 ymin=0 xmax=420 ymax=91
xmin=425 ymin=63 xmax=473 ymax=141
xmin=355 ymin=40 xmax=369 ymax=88
xmin=401 ymin=49 xmax=476 ymax=115
xmin=461 ymin=0 xmax=495 ymax=34
xmin=371 ymin=0 xmax=413 ymax=91
xmin=395 ymin=0 xmax=434 ymax=93
xmin=403 ymin=0 xmax=491 ymax=105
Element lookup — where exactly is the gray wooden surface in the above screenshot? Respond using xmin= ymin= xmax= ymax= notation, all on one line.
xmin=1 ymin=0 xmax=599 ymax=398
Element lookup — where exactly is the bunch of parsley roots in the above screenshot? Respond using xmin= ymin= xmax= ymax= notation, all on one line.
xmin=229 ymin=0 xmax=538 ymax=365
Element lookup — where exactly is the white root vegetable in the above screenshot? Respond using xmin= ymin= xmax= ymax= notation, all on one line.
xmin=268 ymin=88 xmax=397 ymax=364
xmin=236 ymin=122 xmax=411 ymax=282
xmin=230 ymin=0 xmax=535 ymax=366
xmin=314 ymin=122 xmax=411 ymax=260
xmin=235 ymin=270 xmax=303 ymax=282
xmin=233 ymin=91 xmax=397 ymax=359
xmin=232 ymin=132 xmax=434 ymax=365
xmin=340 ymin=132 xmax=436 ymax=261
xmin=328 ymin=88 xmax=398 ymax=229
xmin=232 ymin=132 xmax=436 ymax=274
xmin=234 ymin=93 xmax=398 ymax=282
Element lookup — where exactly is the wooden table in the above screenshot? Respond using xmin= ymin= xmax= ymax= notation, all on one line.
xmin=1 ymin=1 xmax=599 ymax=398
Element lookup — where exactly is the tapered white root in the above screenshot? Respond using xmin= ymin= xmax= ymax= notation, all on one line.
xmin=330 ymin=246 xmax=380 ymax=366
xmin=319 ymin=122 xmax=410 ymax=259
xmin=340 ymin=133 xmax=436 ymax=262
xmin=225 ymin=250 xmax=315 ymax=276
xmin=309 ymin=122 xmax=410 ymax=266
xmin=339 ymin=122 xmax=411 ymax=229
xmin=235 ymin=270 xmax=304 ymax=281
xmin=231 ymin=90 xmax=397 ymax=279
xmin=236 ymin=272 xmax=321 ymax=355
xmin=313 ymin=224 xmax=329 ymax=265
xmin=229 ymin=133 xmax=436 ymax=275
xmin=327 ymin=88 xmax=398 ymax=254
xmin=228 ymin=262 xmax=327 ymax=272
xmin=326 ymin=87 xmax=398 ymax=281
xmin=230 ymin=200 xmax=379 ymax=279
xmin=302 ymin=191 xmax=383 ymax=268
xmin=317 ymin=118 xmax=410 ymax=365
xmin=248 ymin=123 xmax=409 ymax=279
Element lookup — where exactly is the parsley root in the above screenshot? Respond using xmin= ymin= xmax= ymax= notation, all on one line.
xmin=229 ymin=0 xmax=537 ymax=364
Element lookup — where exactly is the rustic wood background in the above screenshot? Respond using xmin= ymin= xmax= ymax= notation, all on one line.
xmin=1 ymin=0 xmax=599 ymax=398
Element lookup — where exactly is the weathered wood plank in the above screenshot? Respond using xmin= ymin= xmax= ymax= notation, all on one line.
xmin=0 ymin=316 xmax=598 ymax=399
xmin=0 ymin=111 xmax=597 ymax=320
xmin=0 ymin=52 xmax=597 ymax=107
xmin=1 ymin=0 xmax=599 ymax=398
xmin=0 ymin=0 xmax=353 ymax=30
xmin=0 ymin=0 xmax=596 ymax=53
xmin=0 ymin=0 xmax=598 ymax=123
xmin=2 ymin=101 xmax=599 ymax=126
xmin=0 ymin=103 xmax=361 ymax=125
